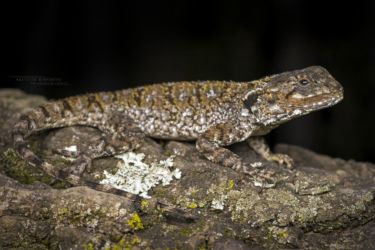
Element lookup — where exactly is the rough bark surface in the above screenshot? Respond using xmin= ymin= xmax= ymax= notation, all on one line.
xmin=0 ymin=89 xmax=374 ymax=249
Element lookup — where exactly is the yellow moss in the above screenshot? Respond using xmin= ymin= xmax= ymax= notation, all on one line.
xmin=188 ymin=202 xmax=198 ymax=209
xmin=227 ymin=179 xmax=235 ymax=190
xmin=109 ymin=237 xmax=143 ymax=250
xmin=277 ymin=230 xmax=289 ymax=238
xmin=179 ymin=226 xmax=194 ymax=236
xmin=127 ymin=213 xmax=144 ymax=230
xmin=83 ymin=243 xmax=95 ymax=250
xmin=130 ymin=235 xmax=142 ymax=245
xmin=112 ymin=239 xmax=127 ymax=250
xmin=58 ymin=207 xmax=69 ymax=216
xmin=140 ymin=199 xmax=150 ymax=210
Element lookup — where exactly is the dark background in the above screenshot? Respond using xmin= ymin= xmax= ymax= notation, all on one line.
xmin=2 ymin=1 xmax=375 ymax=162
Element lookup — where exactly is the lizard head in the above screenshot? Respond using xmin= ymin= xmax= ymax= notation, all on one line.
xmin=243 ymin=66 xmax=344 ymax=126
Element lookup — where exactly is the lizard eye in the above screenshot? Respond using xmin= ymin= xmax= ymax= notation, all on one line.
xmin=299 ymin=79 xmax=309 ymax=86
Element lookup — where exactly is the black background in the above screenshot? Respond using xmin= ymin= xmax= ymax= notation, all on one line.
xmin=2 ymin=1 xmax=375 ymax=162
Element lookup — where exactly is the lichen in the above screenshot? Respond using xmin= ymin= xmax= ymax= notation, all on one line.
xmin=54 ymin=200 xmax=105 ymax=229
xmin=100 ymin=152 xmax=181 ymax=198
xmin=176 ymin=186 xmax=207 ymax=209
xmin=267 ymin=226 xmax=292 ymax=245
xmin=211 ymin=195 xmax=227 ymax=210
xmin=206 ymin=178 xmax=237 ymax=211
xmin=127 ymin=213 xmax=144 ymax=231
xmin=64 ymin=145 xmax=77 ymax=152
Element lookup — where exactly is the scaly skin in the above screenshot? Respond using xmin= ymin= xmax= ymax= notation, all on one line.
xmin=12 ymin=66 xmax=343 ymax=194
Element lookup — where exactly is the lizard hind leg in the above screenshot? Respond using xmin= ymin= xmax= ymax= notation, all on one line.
xmin=64 ymin=112 xmax=146 ymax=177
xmin=67 ymin=134 xmax=144 ymax=176
xmin=13 ymin=110 xmax=145 ymax=198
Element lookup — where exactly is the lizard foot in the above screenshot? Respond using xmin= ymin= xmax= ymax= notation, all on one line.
xmin=53 ymin=147 xmax=94 ymax=175
xmin=69 ymin=154 xmax=92 ymax=176
xmin=267 ymin=153 xmax=294 ymax=169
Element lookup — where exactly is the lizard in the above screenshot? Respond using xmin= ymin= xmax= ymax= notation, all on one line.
xmin=12 ymin=65 xmax=343 ymax=196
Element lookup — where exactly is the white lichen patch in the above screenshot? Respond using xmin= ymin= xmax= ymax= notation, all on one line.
xmin=250 ymin=161 xmax=263 ymax=168
xmin=99 ymin=152 xmax=181 ymax=198
xmin=211 ymin=194 xmax=227 ymax=210
xmin=253 ymin=180 xmax=275 ymax=188
xmin=64 ymin=145 xmax=77 ymax=152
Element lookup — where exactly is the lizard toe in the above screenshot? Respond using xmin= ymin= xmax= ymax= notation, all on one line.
xmin=271 ymin=153 xmax=294 ymax=169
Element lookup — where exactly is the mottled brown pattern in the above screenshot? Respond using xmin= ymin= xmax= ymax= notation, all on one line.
xmin=38 ymin=105 xmax=50 ymax=118
xmin=12 ymin=66 xmax=343 ymax=196
xmin=87 ymin=94 xmax=104 ymax=113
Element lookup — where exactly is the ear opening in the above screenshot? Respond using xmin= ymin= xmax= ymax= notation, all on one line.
xmin=243 ymin=92 xmax=259 ymax=108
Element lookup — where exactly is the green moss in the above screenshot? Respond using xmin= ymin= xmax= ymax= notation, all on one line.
xmin=2 ymin=148 xmax=68 ymax=188
xmin=127 ymin=213 xmax=144 ymax=231
xmin=2 ymin=149 xmax=52 ymax=184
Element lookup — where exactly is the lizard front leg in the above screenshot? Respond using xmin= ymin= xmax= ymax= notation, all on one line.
xmin=196 ymin=123 xmax=276 ymax=184
xmin=247 ymin=137 xmax=293 ymax=168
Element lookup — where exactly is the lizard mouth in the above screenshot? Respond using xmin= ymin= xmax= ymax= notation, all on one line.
xmin=257 ymin=91 xmax=343 ymax=126
xmin=278 ymin=91 xmax=343 ymax=121
xmin=286 ymin=88 xmax=343 ymax=107
xmin=301 ymin=92 xmax=344 ymax=111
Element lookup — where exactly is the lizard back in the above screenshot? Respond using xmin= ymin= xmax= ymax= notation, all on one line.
xmin=115 ymin=81 xmax=251 ymax=140
xmin=13 ymin=81 xmax=253 ymax=141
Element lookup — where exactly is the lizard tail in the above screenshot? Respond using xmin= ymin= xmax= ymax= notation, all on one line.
xmin=11 ymin=95 xmax=143 ymax=198
xmin=12 ymin=116 xmax=141 ymax=199
xmin=12 ymin=93 xmax=98 ymax=173
xmin=12 ymin=113 xmax=58 ymax=175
